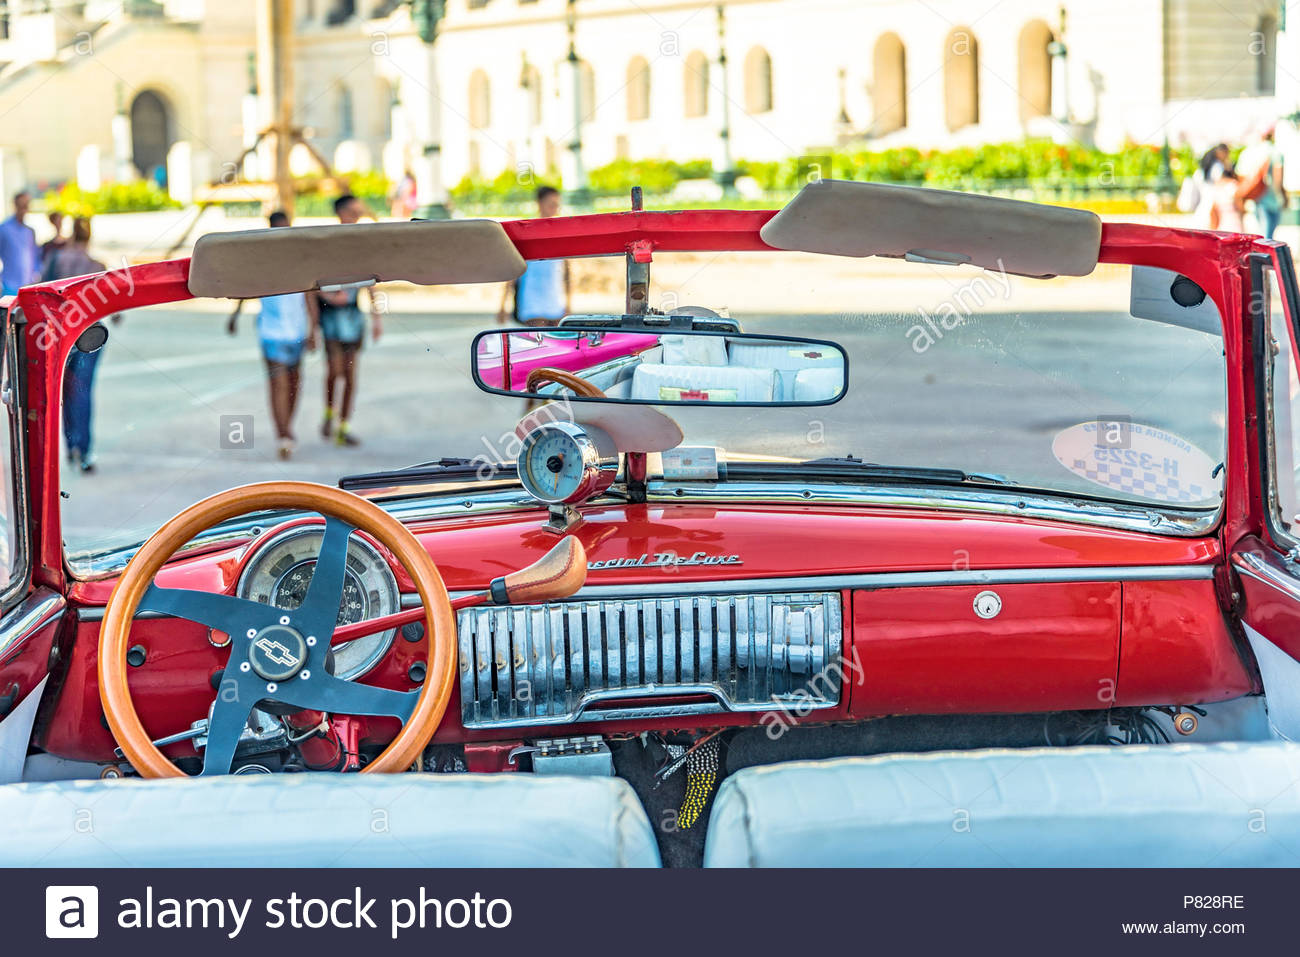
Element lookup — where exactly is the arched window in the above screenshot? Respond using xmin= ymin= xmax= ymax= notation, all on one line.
xmin=872 ymin=32 xmax=906 ymax=135
xmin=684 ymin=50 xmax=710 ymax=117
xmin=626 ymin=56 xmax=651 ymax=121
xmin=943 ymin=27 xmax=979 ymax=131
xmin=744 ymin=46 xmax=773 ymax=114
xmin=469 ymin=69 xmax=491 ymax=130
xmin=1257 ymin=14 xmax=1278 ymax=95
xmin=522 ymin=63 xmax=543 ymax=127
xmin=130 ymin=89 xmax=173 ymax=178
xmin=1017 ymin=20 xmax=1053 ymax=122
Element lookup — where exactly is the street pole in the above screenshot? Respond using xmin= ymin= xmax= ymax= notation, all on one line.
xmin=715 ymin=4 xmax=737 ymax=196
xmin=566 ymin=0 xmax=591 ymax=206
xmin=411 ymin=0 xmax=450 ymax=219
xmin=256 ymin=0 xmax=295 ymax=213
xmin=1048 ymin=4 xmax=1070 ymax=127
xmin=240 ymin=51 xmax=261 ymax=182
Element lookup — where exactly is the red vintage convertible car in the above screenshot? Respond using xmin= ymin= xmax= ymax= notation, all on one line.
xmin=1 ymin=180 xmax=1299 ymax=867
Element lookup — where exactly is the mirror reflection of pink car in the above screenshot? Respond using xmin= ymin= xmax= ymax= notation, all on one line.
xmin=475 ymin=329 xmax=660 ymax=392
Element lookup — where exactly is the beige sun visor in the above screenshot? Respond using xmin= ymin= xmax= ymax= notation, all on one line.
xmin=760 ymin=180 xmax=1102 ymax=278
xmin=187 ymin=219 xmax=526 ymax=299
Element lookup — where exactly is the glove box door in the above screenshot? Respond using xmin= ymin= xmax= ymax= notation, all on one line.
xmin=848 ymin=582 xmax=1120 ymax=715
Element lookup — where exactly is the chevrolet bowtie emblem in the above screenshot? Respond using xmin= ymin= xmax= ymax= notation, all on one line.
xmin=254 ymin=637 xmax=299 ymax=668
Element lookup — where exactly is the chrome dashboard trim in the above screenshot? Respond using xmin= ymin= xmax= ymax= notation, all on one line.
xmin=413 ymin=563 xmax=1215 ymax=607
xmin=1232 ymin=551 xmax=1300 ymax=601
xmin=67 ymin=478 xmax=1221 ymax=581
xmin=638 ymin=481 xmax=1221 ymax=537
xmin=75 ymin=561 xmax=1214 ymax=622
xmin=0 ymin=590 xmax=65 ymax=662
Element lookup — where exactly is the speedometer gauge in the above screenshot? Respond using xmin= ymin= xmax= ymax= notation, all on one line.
xmin=236 ymin=526 xmax=400 ymax=679
xmin=517 ymin=421 xmax=619 ymax=505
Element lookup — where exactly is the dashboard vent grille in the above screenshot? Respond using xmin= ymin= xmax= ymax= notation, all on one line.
xmin=456 ymin=591 xmax=844 ymax=729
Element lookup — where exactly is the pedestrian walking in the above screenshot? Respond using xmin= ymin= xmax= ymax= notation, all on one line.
xmin=0 ymin=191 xmax=39 ymax=296
xmin=390 ymin=169 xmax=418 ymax=220
xmin=228 ymin=211 xmax=316 ymax=460
xmin=1179 ymin=144 xmax=1231 ymax=229
xmin=48 ymin=217 xmax=115 ymax=473
xmin=40 ymin=211 xmax=66 ymax=274
xmin=497 ymin=186 xmax=571 ymax=326
xmin=1237 ymin=124 xmax=1287 ymax=239
xmin=1210 ymin=169 xmax=1247 ymax=232
xmin=318 ymin=194 xmax=382 ymax=447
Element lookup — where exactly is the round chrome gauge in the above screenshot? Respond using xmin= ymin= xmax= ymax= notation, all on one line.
xmin=517 ymin=421 xmax=619 ymax=506
xmin=236 ymin=526 xmax=400 ymax=679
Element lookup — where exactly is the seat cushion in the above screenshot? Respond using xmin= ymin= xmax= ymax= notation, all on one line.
xmin=793 ymin=366 xmax=845 ymax=402
xmin=704 ymin=742 xmax=1300 ymax=867
xmin=727 ymin=340 xmax=844 ymax=400
xmin=630 ymin=363 xmax=775 ymax=402
xmin=0 ymin=772 xmax=660 ymax=867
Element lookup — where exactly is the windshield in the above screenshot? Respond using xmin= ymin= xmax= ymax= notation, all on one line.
xmin=60 ymin=250 xmax=1226 ymax=569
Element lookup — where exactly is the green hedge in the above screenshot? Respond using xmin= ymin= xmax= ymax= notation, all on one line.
xmin=450 ymin=140 xmax=1195 ymax=208
xmin=450 ymin=158 xmax=715 ymax=205
xmin=44 ymin=181 xmax=181 ymax=216
xmin=740 ymin=140 xmax=1195 ymax=191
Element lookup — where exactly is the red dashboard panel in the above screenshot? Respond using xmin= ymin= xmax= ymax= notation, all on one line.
xmin=1116 ymin=580 xmax=1255 ymax=705
xmin=849 ymin=583 xmax=1121 ymax=715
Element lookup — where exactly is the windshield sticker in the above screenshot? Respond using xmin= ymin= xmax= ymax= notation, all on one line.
xmin=1052 ymin=421 xmax=1218 ymax=504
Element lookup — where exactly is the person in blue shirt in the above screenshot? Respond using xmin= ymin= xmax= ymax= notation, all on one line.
xmin=0 ymin=191 xmax=39 ymax=296
xmin=497 ymin=186 xmax=571 ymax=326
xmin=228 ymin=211 xmax=317 ymax=460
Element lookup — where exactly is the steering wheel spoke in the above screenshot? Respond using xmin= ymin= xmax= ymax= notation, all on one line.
xmin=138 ymin=582 xmax=281 ymax=635
xmin=198 ymin=692 xmax=254 ymax=776
xmin=273 ymin=673 xmax=420 ymax=723
xmin=296 ymin=515 xmax=356 ymax=636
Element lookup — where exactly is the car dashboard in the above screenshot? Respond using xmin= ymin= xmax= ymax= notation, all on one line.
xmin=38 ymin=494 xmax=1253 ymax=770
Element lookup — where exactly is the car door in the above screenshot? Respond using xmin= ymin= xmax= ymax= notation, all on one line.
xmin=0 ymin=304 xmax=64 ymax=783
xmin=1231 ymin=244 xmax=1300 ymax=739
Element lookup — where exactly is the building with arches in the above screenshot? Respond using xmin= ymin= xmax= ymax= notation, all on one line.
xmin=0 ymin=0 xmax=404 ymax=194
xmin=431 ymin=0 xmax=1290 ymax=187
xmin=0 ymin=0 xmax=1293 ymax=203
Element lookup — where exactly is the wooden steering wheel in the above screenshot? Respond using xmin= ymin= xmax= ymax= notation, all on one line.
xmin=99 ymin=481 xmax=456 ymax=777
xmin=525 ymin=367 xmax=606 ymax=398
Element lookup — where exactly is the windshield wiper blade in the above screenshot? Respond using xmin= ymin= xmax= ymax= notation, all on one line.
xmin=725 ymin=457 xmax=1014 ymax=487
xmin=339 ymin=458 xmax=518 ymax=492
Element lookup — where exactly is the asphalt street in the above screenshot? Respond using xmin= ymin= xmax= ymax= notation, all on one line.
xmin=57 ymin=261 xmax=1228 ymax=558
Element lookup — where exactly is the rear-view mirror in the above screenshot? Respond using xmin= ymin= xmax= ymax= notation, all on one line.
xmin=471 ymin=325 xmax=848 ymax=407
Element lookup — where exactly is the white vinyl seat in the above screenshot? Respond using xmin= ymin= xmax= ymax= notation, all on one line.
xmin=703 ymin=742 xmax=1300 ymax=867
xmin=792 ymin=367 xmax=845 ymax=402
xmin=726 ymin=341 xmax=844 ymax=399
xmin=630 ymin=363 xmax=775 ymax=403
xmin=0 ymin=772 xmax=661 ymax=867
